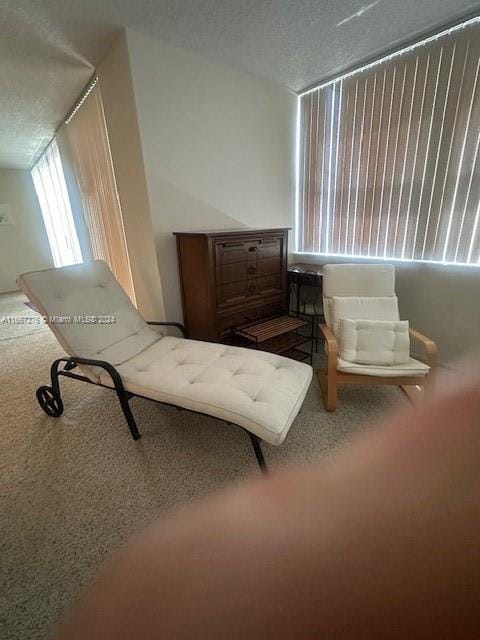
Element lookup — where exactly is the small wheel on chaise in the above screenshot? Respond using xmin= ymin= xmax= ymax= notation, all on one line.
xmin=36 ymin=385 xmax=64 ymax=417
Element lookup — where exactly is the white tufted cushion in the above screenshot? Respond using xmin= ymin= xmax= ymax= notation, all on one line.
xmin=331 ymin=296 xmax=400 ymax=338
xmin=18 ymin=261 xmax=162 ymax=380
xmin=339 ymin=318 xmax=410 ymax=365
xmin=99 ymin=337 xmax=313 ymax=446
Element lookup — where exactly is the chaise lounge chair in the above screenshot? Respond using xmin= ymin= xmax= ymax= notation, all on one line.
xmin=17 ymin=261 xmax=313 ymax=472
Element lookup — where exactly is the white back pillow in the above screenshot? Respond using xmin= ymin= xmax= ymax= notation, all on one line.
xmin=331 ymin=296 xmax=400 ymax=338
xmin=339 ymin=318 xmax=410 ymax=365
xmin=322 ymin=264 xmax=395 ymax=327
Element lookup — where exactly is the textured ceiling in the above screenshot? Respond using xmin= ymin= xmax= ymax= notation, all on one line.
xmin=1 ymin=0 xmax=480 ymax=169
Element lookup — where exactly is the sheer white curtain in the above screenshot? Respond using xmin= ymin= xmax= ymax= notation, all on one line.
xmin=31 ymin=139 xmax=83 ymax=267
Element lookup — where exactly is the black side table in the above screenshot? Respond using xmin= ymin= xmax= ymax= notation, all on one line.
xmin=288 ymin=264 xmax=324 ymax=351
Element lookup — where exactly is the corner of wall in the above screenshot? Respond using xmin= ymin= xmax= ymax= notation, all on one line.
xmin=97 ymin=30 xmax=166 ymax=321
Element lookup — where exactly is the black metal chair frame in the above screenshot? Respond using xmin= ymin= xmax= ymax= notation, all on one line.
xmin=35 ymin=321 xmax=268 ymax=474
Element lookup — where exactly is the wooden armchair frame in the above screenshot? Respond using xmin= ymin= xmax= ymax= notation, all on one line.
xmin=317 ymin=324 xmax=437 ymax=411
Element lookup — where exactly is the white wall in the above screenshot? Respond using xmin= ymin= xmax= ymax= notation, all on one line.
xmin=395 ymin=262 xmax=480 ymax=367
xmin=126 ymin=29 xmax=297 ymax=321
xmin=97 ymin=32 xmax=166 ymax=322
xmin=0 ymin=169 xmax=53 ymax=293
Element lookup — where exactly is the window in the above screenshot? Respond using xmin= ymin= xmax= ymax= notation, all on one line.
xmin=31 ymin=139 xmax=83 ymax=267
xmin=297 ymin=17 xmax=480 ymax=266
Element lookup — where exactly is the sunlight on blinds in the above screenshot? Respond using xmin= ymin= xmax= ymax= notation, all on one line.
xmin=31 ymin=139 xmax=83 ymax=267
xmin=64 ymin=81 xmax=136 ymax=302
xmin=297 ymin=18 xmax=480 ymax=265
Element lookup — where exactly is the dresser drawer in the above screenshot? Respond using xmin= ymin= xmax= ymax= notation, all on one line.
xmin=216 ymin=281 xmax=249 ymax=307
xmin=256 ymin=256 xmax=281 ymax=277
xmin=215 ymin=240 xmax=246 ymax=263
xmin=256 ymin=274 xmax=282 ymax=295
xmin=217 ymin=261 xmax=248 ymax=284
xmin=217 ymin=274 xmax=282 ymax=307
xmin=215 ymin=238 xmax=281 ymax=279
xmin=257 ymin=238 xmax=281 ymax=260
xmin=215 ymin=239 xmax=260 ymax=265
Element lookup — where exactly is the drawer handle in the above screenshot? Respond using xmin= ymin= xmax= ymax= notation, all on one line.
xmin=248 ymin=246 xmax=257 ymax=252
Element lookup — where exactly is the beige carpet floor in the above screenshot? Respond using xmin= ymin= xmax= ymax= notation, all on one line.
xmin=0 ymin=291 xmax=405 ymax=639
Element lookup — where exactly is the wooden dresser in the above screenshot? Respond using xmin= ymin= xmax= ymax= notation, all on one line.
xmin=174 ymin=228 xmax=290 ymax=340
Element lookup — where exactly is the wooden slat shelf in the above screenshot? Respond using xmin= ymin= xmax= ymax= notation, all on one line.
xmin=258 ymin=332 xmax=310 ymax=355
xmin=235 ymin=315 xmax=309 ymax=343
xmin=230 ymin=313 xmax=313 ymax=364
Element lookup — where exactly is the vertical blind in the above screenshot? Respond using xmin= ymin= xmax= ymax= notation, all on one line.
xmin=31 ymin=139 xmax=83 ymax=267
xmin=298 ymin=19 xmax=480 ymax=265
xmin=65 ymin=82 xmax=136 ymax=302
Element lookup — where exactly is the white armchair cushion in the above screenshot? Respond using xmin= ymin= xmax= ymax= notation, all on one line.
xmin=323 ymin=264 xmax=395 ymax=298
xmin=323 ymin=264 xmax=395 ymax=326
xmin=336 ymin=357 xmax=429 ymax=377
xmin=339 ymin=318 xmax=410 ymax=365
xmin=331 ymin=296 xmax=400 ymax=337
